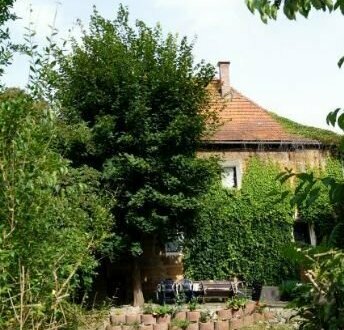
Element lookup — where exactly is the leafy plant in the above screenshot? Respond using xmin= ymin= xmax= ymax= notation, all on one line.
xmin=127 ymin=321 xmax=140 ymax=330
xmin=153 ymin=304 xmax=174 ymax=316
xmin=171 ymin=318 xmax=190 ymax=330
xmin=246 ymin=0 xmax=344 ymax=22
xmin=226 ymin=296 xmax=248 ymax=310
xmin=188 ymin=297 xmax=198 ymax=311
xmin=279 ymin=280 xmax=299 ymax=301
xmin=0 ymin=91 xmax=113 ymax=328
xmin=175 ymin=292 xmax=187 ymax=306
xmin=199 ymin=310 xmax=211 ymax=323
xmin=288 ymin=249 xmax=344 ymax=329
xmin=143 ymin=302 xmax=155 ymax=315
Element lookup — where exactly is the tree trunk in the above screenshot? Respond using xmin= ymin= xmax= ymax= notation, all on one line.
xmin=132 ymin=258 xmax=144 ymax=306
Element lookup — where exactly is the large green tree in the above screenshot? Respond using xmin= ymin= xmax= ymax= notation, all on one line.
xmin=50 ymin=6 xmax=217 ymax=305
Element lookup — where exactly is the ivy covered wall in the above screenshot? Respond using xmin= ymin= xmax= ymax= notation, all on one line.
xmin=299 ymin=157 xmax=344 ymax=248
xmin=183 ymin=157 xmax=296 ymax=285
xmin=184 ymin=155 xmax=343 ymax=285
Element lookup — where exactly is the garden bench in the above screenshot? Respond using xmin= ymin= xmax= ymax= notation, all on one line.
xmin=201 ymin=280 xmax=233 ymax=302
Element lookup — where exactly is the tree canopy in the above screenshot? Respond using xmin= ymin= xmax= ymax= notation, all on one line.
xmin=246 ymin=0 xmax=344 ymax=22
xmin=0 ymin=0 xmax=16 ymax=84
xmin=49 ymin=5 xmax=218 ymax=305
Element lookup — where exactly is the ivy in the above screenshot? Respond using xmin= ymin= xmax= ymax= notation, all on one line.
xmin=184 ymin=155 xmax=344 ymax=285
xmin=184 ymin=157 xmax=297 ymax=285
xmin=299 ymin=157 xmax=344 ymax=247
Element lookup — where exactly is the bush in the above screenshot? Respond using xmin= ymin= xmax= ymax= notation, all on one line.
xmin=0 ymin=92 xmax=113 ymax=329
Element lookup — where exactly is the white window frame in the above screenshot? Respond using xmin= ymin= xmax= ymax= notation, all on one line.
xmin=221 ymin=160 xmax=242 ymax=189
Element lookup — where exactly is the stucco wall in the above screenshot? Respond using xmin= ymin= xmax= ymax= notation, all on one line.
xmin=141 ymin=236 xmax=183 ymax=298
xmin=198 ymin=148 xmax=329 ymax=173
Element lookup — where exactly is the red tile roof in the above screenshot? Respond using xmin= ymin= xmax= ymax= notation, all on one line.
xmin=204 ymin=80 xmax=320 ymax=145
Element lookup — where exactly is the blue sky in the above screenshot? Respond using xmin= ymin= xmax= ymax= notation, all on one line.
xmin=4 ymin=0 xmax=344 ymax=131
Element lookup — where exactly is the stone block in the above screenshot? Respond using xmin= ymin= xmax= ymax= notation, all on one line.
xmin=126 ymin=314 xmax=141 ymax=324
xmin=217 ymin=309 xmax=232 ymax=320
xmin=244 ymin=301 xmax=256 ymax=316
xmin=186 ymin=322 xmax=199 ymax=330
xmin=142 ymin=314 xmax=156 ymax=325
xmin=215 ymin=320 xmax=229 ymax=330
xmin=187 ymin=311 xmax=200 ymax=323
xmin=231 ymin=309 xmax=243 ymax=320
xmin=242 ymin=315 xmax=254 ymax=327
xmin=174 ymin=311 xmax=187 ymax=321
xmin=229 ymin=318 xmax=243 ymax=330
xmin=157 ymin=315 xmax=171 ymax=324
xmin=140 ymin=325 xmax=154 ymax=330
xmin=199 ymin=322 xmax=214 ymax=330
xmin=106 ymin=325 xmax=122 ymax=330
xmin=111 ymin=314 xmax=126 ymax=325
xmin=123 ymin=325 xmax=135 ymax=330
xmin=154 ymin=323 xmax=169 ymax=330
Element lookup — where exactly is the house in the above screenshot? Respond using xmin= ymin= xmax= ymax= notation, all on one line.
xmin=103 ymin=61 xmax=338 ymax=301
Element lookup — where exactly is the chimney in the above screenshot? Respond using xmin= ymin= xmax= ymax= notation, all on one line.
xmin=218 ymin=61 xmax=231 ymax=98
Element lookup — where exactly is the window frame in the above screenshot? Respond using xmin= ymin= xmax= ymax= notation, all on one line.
xmin=221 ymin=160 xmax=242 ymax=189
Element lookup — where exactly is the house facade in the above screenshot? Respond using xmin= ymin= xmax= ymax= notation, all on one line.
xmin=109 ymin=61 xmax=334 ymax=300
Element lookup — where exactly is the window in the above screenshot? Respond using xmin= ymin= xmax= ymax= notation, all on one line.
xmin=221 ymin=161 xmax=242 ymax=189
xmin=222 ymin=166 xmax=237 ymax=188
xmin=293 ymin=222 xmax=311 ymax=245
xmin=164 ymin=235 xmax=183 ymax=256
xmin=293 ymin=221 xmax=317 ymax=246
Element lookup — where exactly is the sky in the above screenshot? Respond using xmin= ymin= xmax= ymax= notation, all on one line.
xmin=4 ymin=0 xmax=344 ymax=132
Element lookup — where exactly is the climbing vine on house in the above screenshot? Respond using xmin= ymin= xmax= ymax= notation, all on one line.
xmin=183 ymin=157 xmax=296 ymax=285
xmin=184 ymin=156 xmax=344 ymax=285
xmin=297 ymin=157 xmax=344 ymax=248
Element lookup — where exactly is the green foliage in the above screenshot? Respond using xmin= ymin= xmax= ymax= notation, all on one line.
xmin=0 ymin=0 xmax=15 ymax=26
xmin=49 ymin=6 xmax=218 ymax=259
xmin=171 ymin=318 xmax=190 ymax=330
xmin=296 ymin=158 xmax=344 ymax=247
xmin=270 ymin=112 xmax=342 ymax=146
xmin=0 ymin=0 xmax=16 ymax=85
xmin=246 ymin=0 xmax=344 ymax=22
xmin=184 ymin=157 xmax=296 ymax=285
xmin=153 ymin=304 xmax=174 ymax=316
xmin=276 ymin=115 xmax=344 ymax=329
xmin=279 ymin=280 xmax=299 ymax=301
xmin=226 ymin=296 xmax=248 ymax=310
xmin=188 ymin=297 xmax=198 ymax=311
xmin=199 ymin=310 xmax=211 ymax=323
xmin=289 ymin=249 xmax=344 ymax=329
xmin=142 ymin=302 xmax=155 ymax=314
xmin=0 ymin=91 xmax=112 ymax=328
